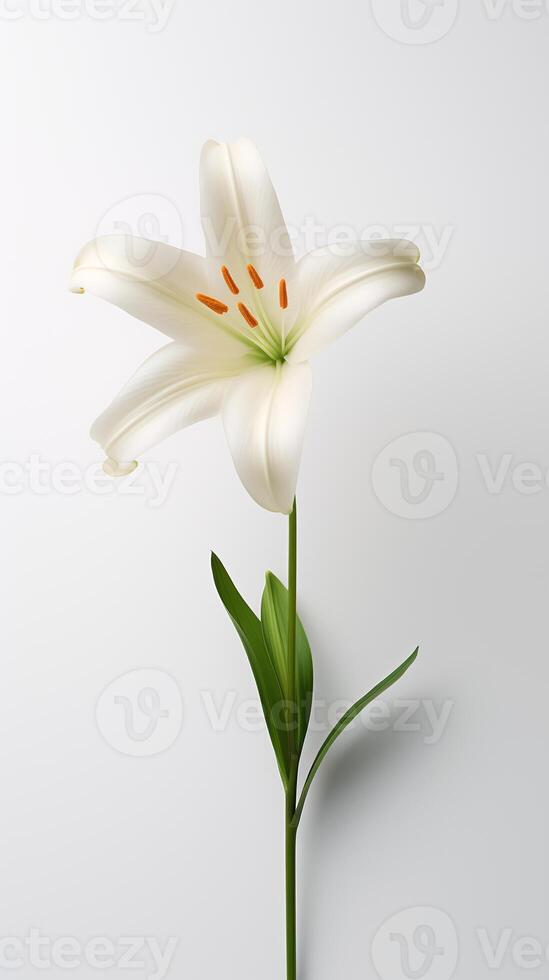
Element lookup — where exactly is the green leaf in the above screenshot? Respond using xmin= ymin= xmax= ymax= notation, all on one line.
xmin=292 ymin=648 xmax=419 ymax=827
xmin=211 ymin=553 xmax=291 ymax=788
xmin=261 ymin=571 xmax=314 ymax=757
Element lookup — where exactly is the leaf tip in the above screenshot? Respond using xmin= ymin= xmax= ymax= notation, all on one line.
xmin=210 ymin=552 xmax=225 ymax=589
xmin=406 ymin=647 xmax=420 ymax=669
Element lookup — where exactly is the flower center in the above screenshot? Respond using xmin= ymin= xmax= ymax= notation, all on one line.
xmin=195 ymin=265 xmax=289 ymax=362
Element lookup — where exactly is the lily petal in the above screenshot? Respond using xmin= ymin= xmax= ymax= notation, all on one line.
xmin=285 ymin=240 xmax=425 ymax=362
xmin=91 ymin=342 xmax=254 ymax=470
xmin=200 ymin=139 xmax=296 ymax=335
xmin=71 ymin=236 xmax=254 ymax=357
xmin=222 ymin=360 xmax=312 ymax=515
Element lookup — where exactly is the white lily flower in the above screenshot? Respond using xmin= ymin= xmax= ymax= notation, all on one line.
xmin=71 ymin=139 xmax=425 ymax=514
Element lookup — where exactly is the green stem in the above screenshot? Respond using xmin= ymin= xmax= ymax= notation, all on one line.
xmin=286 ymin=498 xmax=298 ymax=980
xmin=287 ymin=498 xmax=297 ymax=735
xmin=285 ymin=783 xmax=297 ymax=980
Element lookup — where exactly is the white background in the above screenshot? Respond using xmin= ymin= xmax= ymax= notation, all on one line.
xmin=3 ymin=1 xmax=548 ymax=978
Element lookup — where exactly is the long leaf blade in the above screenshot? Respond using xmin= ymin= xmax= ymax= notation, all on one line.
xmin=261 ymin=572 xmax=314 ymax=756
xmin=211 ymin=553 xmax=291 ymax=786
xmin=292 ymin=648 xmax=419 ymax=827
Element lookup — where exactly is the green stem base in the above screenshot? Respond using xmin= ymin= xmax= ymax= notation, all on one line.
xmin=285 ymin=797 xmax=297 ymax=980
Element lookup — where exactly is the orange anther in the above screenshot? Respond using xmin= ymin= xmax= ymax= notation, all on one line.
xmin=279 ymin=279 xmax=288 ymax=310
xmin=196 ymin=293 xmax=229 ymax=315
xmin=247 ymin=264 xmax=264 ymax=289
xmin=238 ymin=302 xmax=258 ymax=328
xmin=221 ymin=266 xmax=239 ymax=294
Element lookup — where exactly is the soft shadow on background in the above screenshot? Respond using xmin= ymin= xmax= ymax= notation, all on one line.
xmin=298 ymin=703 xmax=426 ymax=978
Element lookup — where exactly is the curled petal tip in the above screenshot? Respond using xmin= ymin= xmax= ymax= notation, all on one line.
xmin=414 ymin=265 xmax=427 ymax=291
xmin=103 ymin=457 xmax=138 ymax=478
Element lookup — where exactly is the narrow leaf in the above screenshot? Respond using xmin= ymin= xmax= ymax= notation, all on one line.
xmin=261 ymin=572 xmax=314 ymax=756
xmin=292 ymin=648 xmax=419 ymax=827
xmin=211 ymin=553 xmax=291 ymax=787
